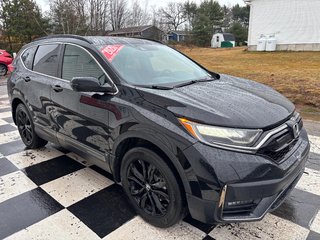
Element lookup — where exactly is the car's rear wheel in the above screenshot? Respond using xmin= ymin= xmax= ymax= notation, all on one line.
xmin=0 ymin=64 xmax=7 ymax=76
xmin=16 ymin=104 xmax=48 ymax=149
xmin=121 ymin=147 xmax=185 ymax=228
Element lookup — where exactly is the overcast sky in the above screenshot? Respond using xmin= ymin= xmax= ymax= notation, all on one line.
xmin=36 ymin=0 xmax=245 ymax=13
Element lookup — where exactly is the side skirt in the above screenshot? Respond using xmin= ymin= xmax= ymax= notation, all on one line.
xmin=35 ymin=123 xmax=112 ymax=173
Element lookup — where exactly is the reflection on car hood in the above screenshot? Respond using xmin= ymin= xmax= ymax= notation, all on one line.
xmin=137 ymin=74 xmax=295 ymax=129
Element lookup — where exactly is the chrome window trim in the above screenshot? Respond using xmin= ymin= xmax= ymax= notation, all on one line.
xmin=19 ymin=41 xmax=119 ymax=95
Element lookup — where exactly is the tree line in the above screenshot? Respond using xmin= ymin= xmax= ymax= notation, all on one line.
xmin=0 ymin=0 xmax=249 ymax=51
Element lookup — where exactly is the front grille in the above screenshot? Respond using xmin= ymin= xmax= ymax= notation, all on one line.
xmin=259 ymin=140 xmax=298 ymax=162
xmin=257 ymin=116 xmax=303 ymax=163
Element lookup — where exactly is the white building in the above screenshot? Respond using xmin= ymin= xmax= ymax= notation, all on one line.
xmin=211 ymin=33 xmax=236 ymax=48
xmin=246 ymin=0 xmax=320 ymax=51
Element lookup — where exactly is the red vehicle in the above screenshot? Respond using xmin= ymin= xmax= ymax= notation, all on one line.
xmin=0 ymin=49 xmax=13 ymax=76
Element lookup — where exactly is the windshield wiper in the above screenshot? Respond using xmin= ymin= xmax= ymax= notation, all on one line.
xmin=135 ymin=84 xmax=173 ymax=90
xmin=173 ymin=78 xmax=215 ymax=88
xmin=150 ymin=85 xmax=173 ymax=90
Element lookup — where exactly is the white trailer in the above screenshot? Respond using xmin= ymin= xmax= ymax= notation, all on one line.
xmin=245 ymin=0 xmax=320 ymax=51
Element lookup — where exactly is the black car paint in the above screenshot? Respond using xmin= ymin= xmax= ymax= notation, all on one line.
xmin=7 ymin=36 xmax=310 ymax=224
xmin=139 ymin=74 xmax=295 ymax=129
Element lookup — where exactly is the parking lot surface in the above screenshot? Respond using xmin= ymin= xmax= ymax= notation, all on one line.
xmin=0 ymin=86 xmax=319 ymax=240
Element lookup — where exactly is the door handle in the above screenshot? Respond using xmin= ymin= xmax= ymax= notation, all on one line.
xmin=24 ymin=76 xmax=31 ymax=82
xmin=52 ymin=85 xmax=63 ymax=92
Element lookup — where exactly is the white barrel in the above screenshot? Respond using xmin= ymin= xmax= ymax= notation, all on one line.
xmin=266 ymin=36 xmax=277 ymax=51
xmin=257 ymin=35 xmax=267 ymax=51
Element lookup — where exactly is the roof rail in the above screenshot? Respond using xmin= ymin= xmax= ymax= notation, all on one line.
xmin=32 ymin=34 xmax=93 ymax=44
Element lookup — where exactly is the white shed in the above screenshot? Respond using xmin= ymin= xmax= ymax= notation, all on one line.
xmin=246 ymin=0 xmax=320 ymax=51
xmin=211 ymin=33 xmax=236 ymax=48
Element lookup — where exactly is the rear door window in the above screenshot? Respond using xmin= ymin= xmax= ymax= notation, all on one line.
xmin=21 ymin=47 xmax=37 ymax=70
xmin=62 ymin=44 xmax=106 ymax=84
xmin=33 ymin=44 xmax=60 ymax=77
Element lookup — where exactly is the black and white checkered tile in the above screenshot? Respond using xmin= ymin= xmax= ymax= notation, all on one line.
xmin=0 ymin=93 xmax=319 ymax=240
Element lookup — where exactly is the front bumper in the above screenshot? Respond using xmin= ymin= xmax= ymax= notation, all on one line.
xmin=183 ymin=129 xmax=310 ymax=224
xmin=217 ymin=158 xmax=305 ymax=222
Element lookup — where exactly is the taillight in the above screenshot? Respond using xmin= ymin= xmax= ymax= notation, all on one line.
xmin=8 ymin=64 xmax=15 ymax=72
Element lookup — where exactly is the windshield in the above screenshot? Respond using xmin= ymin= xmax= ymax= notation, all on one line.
xmin=99 ymin=43 xmax=211 ymax=86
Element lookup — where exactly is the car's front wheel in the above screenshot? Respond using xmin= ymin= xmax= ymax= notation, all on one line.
xmin=16 ymin=104 xmax=48 ymax=149
xmin=121 ymin=147 xmax=185 ymax=228
xmin=0 ymin=64 xmax=7 ymax=76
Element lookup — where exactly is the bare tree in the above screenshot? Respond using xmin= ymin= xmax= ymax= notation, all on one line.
xmin=161 ymin=2 xmax=186 ymax=31
xmin=109 ymin=0 xmax=129 ymax=31
xmin=127 ymin=0 xmax=150 ymax=27
xmin=49 ymin=0 xmax=87 ymax=34
xmin=88 ymin=0 xmax=110 ymax=35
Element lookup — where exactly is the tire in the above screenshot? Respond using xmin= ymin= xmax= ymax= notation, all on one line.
xmin=0 ymin=64 xmax=7 ymax=76
xmin=121 ymin=147 xmax=185 ymax=228
xmin=15 ymin=104 xmax=48 ymax=149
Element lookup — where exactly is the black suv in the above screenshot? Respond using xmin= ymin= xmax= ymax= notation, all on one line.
xmin=8 ymin=35 xmax=310 ymax=228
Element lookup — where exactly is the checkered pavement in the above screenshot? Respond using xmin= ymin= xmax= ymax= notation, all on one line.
xmin=0 ymin=93 xmax=319 ymax=240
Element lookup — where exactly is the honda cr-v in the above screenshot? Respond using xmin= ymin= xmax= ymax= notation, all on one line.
xmin=7 ymin=35 xmax=310 ymax=228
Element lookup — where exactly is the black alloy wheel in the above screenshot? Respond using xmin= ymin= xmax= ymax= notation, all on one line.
xmin=127 ymin=159 xmax=170 ymax=216
xmin=0 ymin=64 xmax=7 ymax=76
xmin=15 ymin=104 xmax=47 ymax=149
xmin=17 ymin=108 xmax=33 ymax=144
xmin=121 ymin=147 xmax=185 ymax=228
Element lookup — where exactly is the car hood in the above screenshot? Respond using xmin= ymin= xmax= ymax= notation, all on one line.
xmin=136 ymin=74 xmax=295 ymax=129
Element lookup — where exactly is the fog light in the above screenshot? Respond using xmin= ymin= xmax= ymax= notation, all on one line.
xmin=226 ymin=200 xmax=254 ymax=207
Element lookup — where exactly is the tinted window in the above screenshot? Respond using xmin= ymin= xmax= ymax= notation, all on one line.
xmin=62 ymin=45 xmax=106 ymax=84
xmin=33 ymin=44 xmax=60 ymax=77
xmin=21 ymin=47 xmax=37 ymax=70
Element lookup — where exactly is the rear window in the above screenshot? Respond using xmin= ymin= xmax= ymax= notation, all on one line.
xmin=21 ymin=47 xmax=37 ymax=70
xmin=33 ymin=44 xmax=60 ymax=77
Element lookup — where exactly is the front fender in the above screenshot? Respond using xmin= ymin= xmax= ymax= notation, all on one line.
xmin=110 ymin=128 xmax=196 ymax=196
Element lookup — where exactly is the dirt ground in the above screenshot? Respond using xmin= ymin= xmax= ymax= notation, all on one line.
xmin=177 ymin=46 xmax=320 ymax=121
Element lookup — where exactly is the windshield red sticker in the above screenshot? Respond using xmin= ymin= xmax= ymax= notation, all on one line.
xmin=101 ymin=45 xmax=124 ymax=62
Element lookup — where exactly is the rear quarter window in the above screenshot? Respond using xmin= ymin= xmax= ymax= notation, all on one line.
xmin=21 ymin=46 xmax=37 ymax=70
xmin=33 ymin=44 xmax=60 ymax=77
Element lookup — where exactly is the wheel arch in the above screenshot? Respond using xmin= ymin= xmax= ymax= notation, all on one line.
xmin=111 ymin=132 xmax=192 ymax=196
xmin=11 ymin=97 xmax=26 ymax=124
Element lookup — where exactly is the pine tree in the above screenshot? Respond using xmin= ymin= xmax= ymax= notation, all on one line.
xmin=0 ymin=0 xmax=49 ymax=49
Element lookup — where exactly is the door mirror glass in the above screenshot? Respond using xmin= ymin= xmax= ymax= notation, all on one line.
xmin=70 ymin=77 xmax=115 ymax=93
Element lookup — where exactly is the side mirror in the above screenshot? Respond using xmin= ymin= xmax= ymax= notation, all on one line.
xmin=208 ymin=71 xmax=220 ymax=80
xmin=70 ymin=77 xmax=115 ymax=93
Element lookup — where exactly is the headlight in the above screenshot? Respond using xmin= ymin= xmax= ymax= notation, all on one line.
xmin=179 ymin=118 xmax=262 ymax=148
